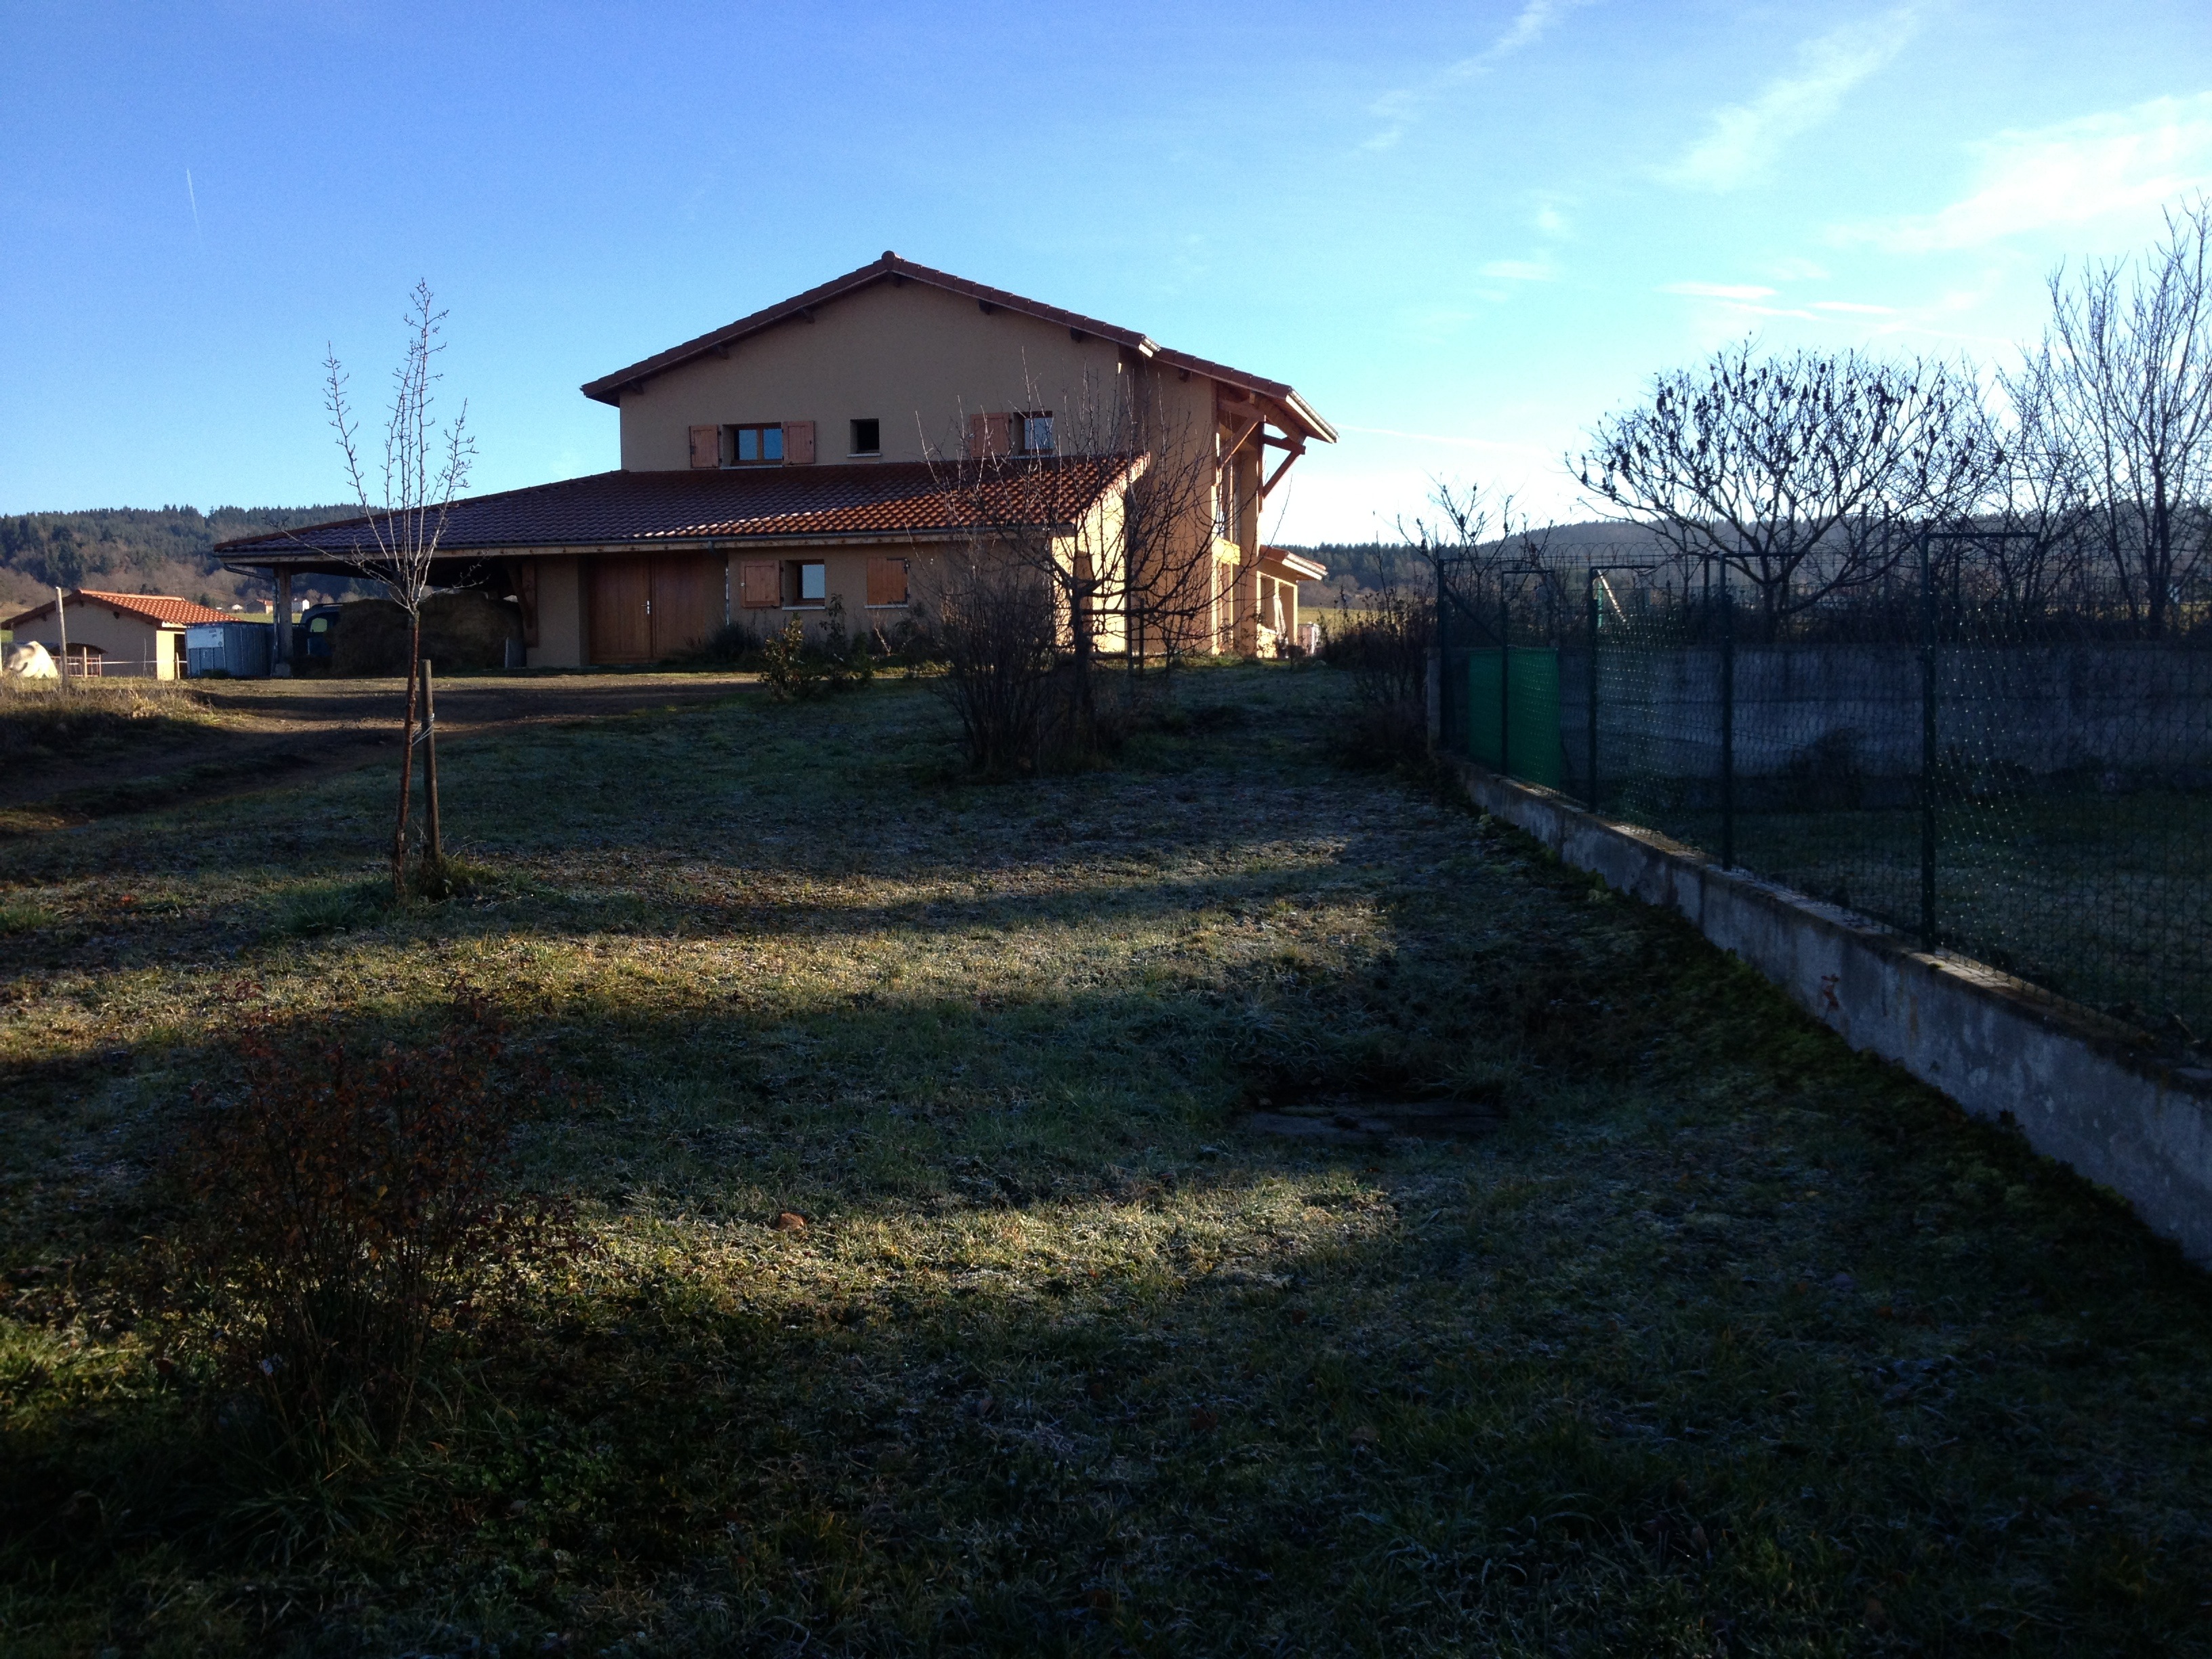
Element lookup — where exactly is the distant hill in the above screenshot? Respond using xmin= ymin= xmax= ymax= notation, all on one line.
xmin=1282 ymin=519 xmax=1667 ymax=606
xmin=0 ymin=505 xmax=371 ymax=615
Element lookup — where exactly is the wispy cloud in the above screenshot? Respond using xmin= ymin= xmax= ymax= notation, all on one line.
xmin=184 ymin=167 xmax=203 ymax=247
xmin=1480 ymin=258 xmax=1555 ymax=281
xmin=1659 ymin=9 xmax=1919 ymax=191
xmin=1835 ymin=91 xmax=2212 ymax=251
xmin=1660 ymin=281 xmax=1776 ymax=300
xmin=1364 ymin=0 xmax=1597 ymax=151
xmin=1810 ymin=300 xmax=1894 ymax=314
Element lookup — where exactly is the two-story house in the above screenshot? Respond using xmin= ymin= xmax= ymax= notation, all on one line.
xmin=218 ymin=253 xmax=1333 ymax=668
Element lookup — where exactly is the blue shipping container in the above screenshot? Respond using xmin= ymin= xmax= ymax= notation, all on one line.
xmin=184 ymin=621 xmax=273 ymax=678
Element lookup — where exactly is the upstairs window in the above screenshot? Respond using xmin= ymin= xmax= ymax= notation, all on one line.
xmin=849 ymin=417 xmax=881 ymax=457
xmin=724 ymin=423 xmax=784 ymax=466
xmin=1015 ymin=412 xmax=1054 ymax=455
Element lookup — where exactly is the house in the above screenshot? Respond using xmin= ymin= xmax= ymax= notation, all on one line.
xmin=215 ymin=253 xmax=1333 ymax=668
xmin=1 ymin=589 xmax=234 ymax=678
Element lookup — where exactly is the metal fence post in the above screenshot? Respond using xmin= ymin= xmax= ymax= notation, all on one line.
xmin=1585 ymin=567 xmax=1600 ymax=811
xmin=1499 ymin=589 xmax=1512 ymax=777
xmin=1719 ymin=565 xmax=1735 ymax=870
xmin=1435 ymin=554 xmax=1450 ymax=754
xmin=1919 ymin=529 xmax=1938 ymax=949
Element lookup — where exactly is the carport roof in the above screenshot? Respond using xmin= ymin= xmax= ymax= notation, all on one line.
xmin=213 ymin=458 xmax=1143 ymax=567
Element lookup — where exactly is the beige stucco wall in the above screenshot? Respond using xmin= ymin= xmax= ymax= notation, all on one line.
xmin=9 ymin=602 xmax=171 ymax=677
xmin=590 ymin=273 xmax=1297 ymax=660
xmin=615 ymin=281 xmax=1201 ymax=471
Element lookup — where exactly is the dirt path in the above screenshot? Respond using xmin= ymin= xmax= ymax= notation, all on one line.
xmin=0 ymin=671 xmax=758 ymax=823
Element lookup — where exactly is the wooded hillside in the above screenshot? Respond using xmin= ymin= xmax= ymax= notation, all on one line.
xmin=0 ymin=505 xmax=364 ymax=615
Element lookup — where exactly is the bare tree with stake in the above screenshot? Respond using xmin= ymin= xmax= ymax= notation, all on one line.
xmin=320 ymin=281 xmax=476 ymax=895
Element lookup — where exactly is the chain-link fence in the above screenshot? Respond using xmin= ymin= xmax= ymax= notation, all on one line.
xmin=1437 ymin=543 xmax=2212 ymax=1044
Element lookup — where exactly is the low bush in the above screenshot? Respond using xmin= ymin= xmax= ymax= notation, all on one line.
xmin=760 ymin=598 xmax=876 ymax=701
xmin=1323 ymin=576 xmax=1433 ymax=769
xmin=161 ymin=983 xmax=575 ymax=1471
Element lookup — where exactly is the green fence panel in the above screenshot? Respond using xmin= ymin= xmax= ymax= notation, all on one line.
xmin=1467 ymin=647 xmax=1561 ymax=788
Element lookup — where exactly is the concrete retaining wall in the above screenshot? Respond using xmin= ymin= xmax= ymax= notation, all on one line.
xmin=1445 ymin=754 xmax=2212 ymax=1265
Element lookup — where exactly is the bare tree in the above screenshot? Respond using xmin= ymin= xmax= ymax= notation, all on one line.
xmin=1574 ymin=342 xmax=1986 ymax=638
xmin=917 ymin=357 xmax=1223 ymax=757
xmin=2035 ymin=197 xmax=2212 ymax=634
xmin=319 ymin=281 xmax=475 ymax=894
xmin=1397 ymin=478 xmax=1562 ymax=639
xmin=914 ymin=546 xmax=1061 ymax=775
xmin=1982 ymin=351 xmax=2102 ymax=621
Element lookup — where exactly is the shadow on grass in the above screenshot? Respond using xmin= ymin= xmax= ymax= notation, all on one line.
xmin=7 ymin=966 xmax=2212 ymax=1654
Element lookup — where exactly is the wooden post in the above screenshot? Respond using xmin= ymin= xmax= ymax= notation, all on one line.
xmin=54 ymin=586 xmax=70 ymax=690
xmin=392 ymin=621 xmax=420 ymax=898
xmin=272 ymin=569 xmax=293 ymax=675
xmin=420 ymin=657 xmax=442 ymax=870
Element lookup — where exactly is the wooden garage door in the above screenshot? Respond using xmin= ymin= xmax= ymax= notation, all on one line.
xmin=650 ymin=555 xmax=716 ymax=659
xmin=588 ymin=557 xmax=652 ymax=663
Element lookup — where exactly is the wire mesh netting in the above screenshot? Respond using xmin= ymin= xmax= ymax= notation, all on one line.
xmin=1437 ymin=544 xmax=2212 ymax=1044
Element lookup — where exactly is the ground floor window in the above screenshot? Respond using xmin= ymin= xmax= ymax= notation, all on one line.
xmin=789 ymin=560 xmax=827 ymax=607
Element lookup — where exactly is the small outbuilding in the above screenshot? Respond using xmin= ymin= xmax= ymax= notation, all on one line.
xmin=1 ymin=589 xmax=234 ymax=679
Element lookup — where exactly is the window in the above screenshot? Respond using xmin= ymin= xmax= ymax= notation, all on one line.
xmin=849 ymin=417 xmax=881 ymax=456
xmin=787 ymin=560 xmax=827 ymax=606
xmin=724 ymin=423 xmax=785 ymax=466
xmin=1014 ymin=412 xmax=1054 ymax=455
xmin=866 ymin=555 xmax=907 ymax=607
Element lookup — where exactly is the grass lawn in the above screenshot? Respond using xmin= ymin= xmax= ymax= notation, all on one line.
xmin=3 ymin=663 xmax=2210 ymax=1656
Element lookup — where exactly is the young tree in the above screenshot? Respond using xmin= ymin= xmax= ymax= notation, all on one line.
xmin=2034 ymin=197 xmax=2212 ymax=634
xmin=318 ymin=281 xmax=476 ymax=894
xmin=1574 ymin=342 xmax=1986 ymax=638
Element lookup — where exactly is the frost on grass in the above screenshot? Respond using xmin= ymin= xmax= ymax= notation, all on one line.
xmin=3 ymin=668 xmax=2210 ymax=1656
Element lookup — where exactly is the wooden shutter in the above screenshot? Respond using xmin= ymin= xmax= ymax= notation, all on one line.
xmin=689 ymin=425 xmax=720 ymax=469
xmin=782 ymin=420 xmax=815 ymax=464
xmin=739 ymin=560 xmax=781 ymax=609
xmin=866 ymin=555 xmax=907 ymax=607
xmin=969 ymin=412 xmax=1015 ymax=457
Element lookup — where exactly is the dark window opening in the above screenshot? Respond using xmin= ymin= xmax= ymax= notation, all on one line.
xmin=850 ymin=417 xmax=881 ymax=456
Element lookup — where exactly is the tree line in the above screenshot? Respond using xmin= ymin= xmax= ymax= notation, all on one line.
xmin=1564 ymin=199 xmax=2212 ymax=641
xmin=0 ymin=504 xmax=356 ymax=598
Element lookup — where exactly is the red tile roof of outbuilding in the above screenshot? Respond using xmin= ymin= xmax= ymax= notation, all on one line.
xmin=213 ymin=459 xmax=1143 ymax=564
xmin=2 ymin=589 xmax=233 ymax=628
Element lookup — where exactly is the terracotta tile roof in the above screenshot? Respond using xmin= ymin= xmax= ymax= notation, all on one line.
xmin=215 ymin=458 xmax=1143 ymax=563
xmin=3 ymin=588 xmax=232 ymax=628
xmin=578 ymin=253 xmax=1337 ymax=444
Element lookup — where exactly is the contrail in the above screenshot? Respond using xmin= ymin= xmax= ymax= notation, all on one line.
xmin=185 ymin=168 xmax=202 ymax=244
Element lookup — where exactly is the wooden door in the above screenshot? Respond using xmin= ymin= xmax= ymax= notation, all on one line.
xmin=649 ymin=555 xmax=716 ymax=659
xmin=589 ymin=556 xmax=652 ymax=663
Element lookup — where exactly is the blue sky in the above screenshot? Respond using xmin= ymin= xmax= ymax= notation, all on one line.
xmin=5 ymin=0 xmax=2212 ymax=541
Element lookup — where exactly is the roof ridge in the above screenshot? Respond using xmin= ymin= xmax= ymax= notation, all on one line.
xmin=577 ymin=254 xmax=1334 ymax=441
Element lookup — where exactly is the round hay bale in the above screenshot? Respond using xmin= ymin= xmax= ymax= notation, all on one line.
xmin=329 ymin=592 xmax=523 ymax=676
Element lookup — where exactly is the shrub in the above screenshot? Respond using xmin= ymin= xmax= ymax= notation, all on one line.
xmin=165 ymin=983 xmax=573 ymax=1466
xmin=760 ymin=598 xmax=876 ymax=701
xmin=1323 ymin=576 xmax=1434 ymax=769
